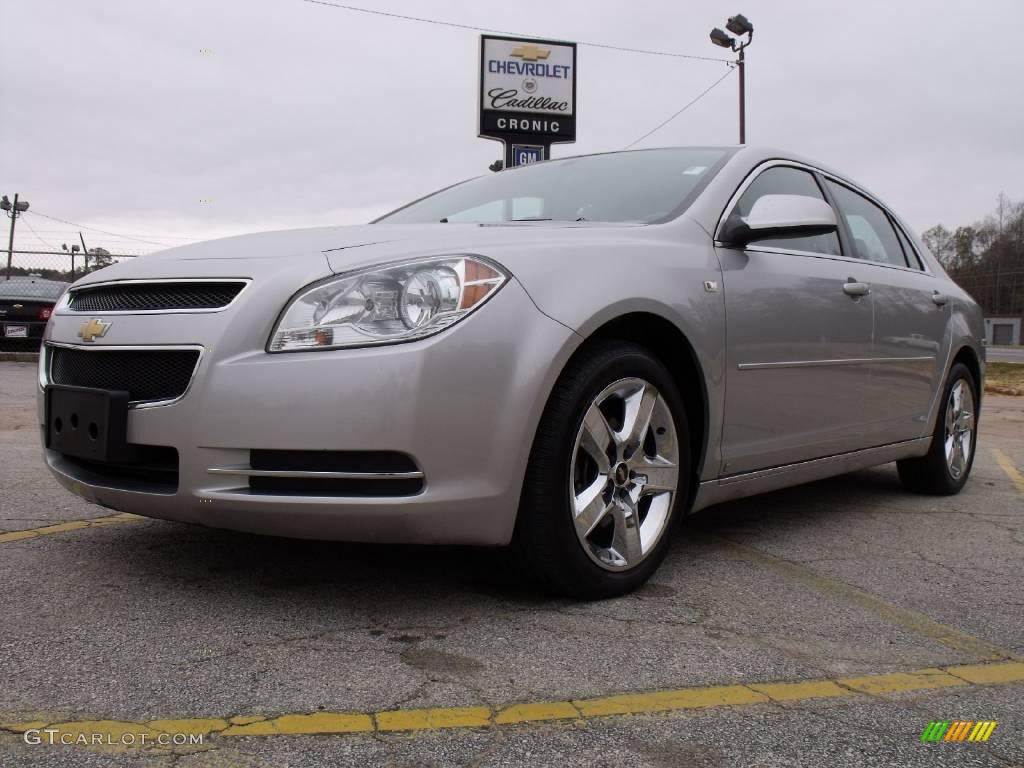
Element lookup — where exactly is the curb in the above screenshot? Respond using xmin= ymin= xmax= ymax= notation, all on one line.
xmin=0 ymin=352 xmax=39 ymax=363
xmin=985 ymin=385 xmax=1022 ymax=397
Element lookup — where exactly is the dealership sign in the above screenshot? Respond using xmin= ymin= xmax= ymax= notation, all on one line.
xmin=479 ymin=35 xmax=577 ymax=165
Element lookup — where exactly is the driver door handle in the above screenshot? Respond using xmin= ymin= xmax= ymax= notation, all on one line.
xmin=931 ymin=291 xmax=948 ymax=306
xmin=842 ymin=280 xmax=870 ymax=297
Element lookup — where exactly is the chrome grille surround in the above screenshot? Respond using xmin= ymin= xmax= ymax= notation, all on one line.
xmin=60 ymin=278 xmax=249 ymax=314
xmin=42 ymin=343 xmax=204 ymax=408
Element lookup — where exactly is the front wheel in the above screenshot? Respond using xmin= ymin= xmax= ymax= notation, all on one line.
xmin=512 ymin=342 xmax=690 ymax=599
xmin=897 ymin=362 xmax=978 ymax=495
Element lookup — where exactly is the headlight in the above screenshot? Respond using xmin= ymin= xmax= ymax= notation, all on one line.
xmin=268 ymin=256 xmax=507 ymax=352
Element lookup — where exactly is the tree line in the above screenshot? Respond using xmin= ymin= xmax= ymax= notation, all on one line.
xmin=922 ymin=194 xmax=1024 ymax=317
xmin=4 ymin=248 xmax=118 ymax=282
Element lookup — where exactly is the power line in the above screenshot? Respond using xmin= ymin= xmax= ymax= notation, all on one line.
xmin=299 ymin=0 xmax=731 ymax=63
xmin=24 ymin=228 xmax=197 ymax=240
xmin=624 ymin=66 xmax=736 ymax=149
xmin=26 ymin=210 xmax=184 ymax=247
xmin=18 ymin=216 xmax=57 ymax=251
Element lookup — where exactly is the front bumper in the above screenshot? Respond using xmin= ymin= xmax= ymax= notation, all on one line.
xmin=39 ymin=279 xmax=578 ymax=545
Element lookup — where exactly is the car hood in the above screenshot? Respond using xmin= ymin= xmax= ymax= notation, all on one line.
xmin=71 ymin=221 xmax=651 ymax=286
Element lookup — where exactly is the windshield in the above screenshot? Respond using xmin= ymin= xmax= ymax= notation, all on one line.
xmin=376 ymin=148 xmax=731 ymax=225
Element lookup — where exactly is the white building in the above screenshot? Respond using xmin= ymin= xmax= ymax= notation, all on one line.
xmin=984 ymin=315 xmax=1022 ymax=346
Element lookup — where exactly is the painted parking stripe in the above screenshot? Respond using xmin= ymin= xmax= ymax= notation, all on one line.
xmin=0 ymin=513 xmax=141 ymax=544
xmin=2 ymin=661 xmax=1023 ymax=743
xmin=992 ymin=448 xmax=1024 ymax=494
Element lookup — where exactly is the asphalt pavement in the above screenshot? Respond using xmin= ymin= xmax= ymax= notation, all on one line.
xmin=0 ymin=359 xmax=1022 ymax=767
xmin=988 ymin=346 xmax=1024 ymax=364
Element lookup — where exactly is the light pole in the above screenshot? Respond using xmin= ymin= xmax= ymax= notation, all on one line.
xmin=1 ymin=193 xmax=30 ymax=280
xmin=62 ymin=243 xmax=81 ymax=279
xmin=710 ymin=14 xmax=754 ymax=144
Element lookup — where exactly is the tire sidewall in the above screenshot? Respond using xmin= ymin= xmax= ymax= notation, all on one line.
xmin=934 ymin=363 xmax=979 ymax=492
xmin=543 ymin=346 xmax=690 ymax=594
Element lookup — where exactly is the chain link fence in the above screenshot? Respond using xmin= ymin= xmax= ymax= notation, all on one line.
xmin=3 ymin=249 xmax=140 ymax=283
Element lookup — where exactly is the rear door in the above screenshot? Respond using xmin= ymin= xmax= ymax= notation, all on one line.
xmin=823 ymin=179 xmax=948 ymax=445
xmin=716 ymin=164 xmax=874 ymax=476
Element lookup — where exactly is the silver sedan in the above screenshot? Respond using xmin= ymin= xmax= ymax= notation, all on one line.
xmin=38 ymin=146 xmax=984 ymax=597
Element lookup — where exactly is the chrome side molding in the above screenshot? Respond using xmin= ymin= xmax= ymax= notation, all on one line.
xmin=207 ymin=466 xmax=424 ymax=480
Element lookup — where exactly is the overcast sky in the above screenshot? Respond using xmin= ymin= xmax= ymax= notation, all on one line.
xmin=2 ymin=0 xmax=1022 ymax=255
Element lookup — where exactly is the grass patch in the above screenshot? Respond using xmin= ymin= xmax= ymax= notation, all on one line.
xmin=986 ymin=362 xmax=1024 ymax=394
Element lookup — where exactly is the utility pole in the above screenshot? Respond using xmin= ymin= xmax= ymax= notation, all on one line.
xmin=737 ymin=44 xmax=746 ymax=144
xmin=1 ymin=193 xmax=30 ymax=280
xmin=710 ymin=15 xmax=754 ymax=144
xmin=79 ymin=232 xmax=89 ymax=274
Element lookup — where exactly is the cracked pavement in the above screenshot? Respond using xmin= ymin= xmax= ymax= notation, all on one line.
xmin=1 ymin=360 xmax=1022 ymax=766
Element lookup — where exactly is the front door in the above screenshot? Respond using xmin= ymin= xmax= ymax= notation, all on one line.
xmin=716 ymin=165 xmax=874 ymax=476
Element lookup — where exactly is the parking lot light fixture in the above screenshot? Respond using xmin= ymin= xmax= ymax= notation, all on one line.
xmin=710 ymin=28 xmax=735 ymax=48
xmin=726 ymin=14 xmax=754 ymax=37
xmin=709 ymin=13 xmax=754 ymax=144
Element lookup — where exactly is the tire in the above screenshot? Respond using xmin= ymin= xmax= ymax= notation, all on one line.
xmin=511 ymin=341 xmax=690 ymax=599
xmin=897 ymin=362 xmax=979 ymax=495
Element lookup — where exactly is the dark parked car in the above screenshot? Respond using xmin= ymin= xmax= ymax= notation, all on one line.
xmin=0 ymin=276 xmax=69 ymax=350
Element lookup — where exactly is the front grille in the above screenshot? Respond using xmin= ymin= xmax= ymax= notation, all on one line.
xmin=49 ymin=347 xmax=201 ymax=403
xmin=68 ymin=281 xmax=244 ymax=312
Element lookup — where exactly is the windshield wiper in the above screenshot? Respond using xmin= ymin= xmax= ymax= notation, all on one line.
xmin=509 ymin=217 xmax=553 ymax=222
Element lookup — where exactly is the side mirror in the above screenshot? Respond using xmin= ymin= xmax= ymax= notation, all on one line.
xmin=720 ymin=194 xmax=837 ymax=247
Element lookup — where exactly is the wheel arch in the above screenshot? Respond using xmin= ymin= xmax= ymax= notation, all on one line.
xmin=570 ymin=311 xmax=711 ymax=505
xmin=951 ymin=344 xmax=983 ymax=405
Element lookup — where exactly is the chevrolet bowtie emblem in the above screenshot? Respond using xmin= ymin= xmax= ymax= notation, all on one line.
xmin=78 ymin=318 xmax=111 ymax=343
xmin=510 ymin=45 xmax=551 ymax=62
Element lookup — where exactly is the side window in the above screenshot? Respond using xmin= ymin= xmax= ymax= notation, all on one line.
xmin=893 ymin=222 xmax=924 ymax=270
xmin=731 ymin=167 xmax=841 ymax=256
xmin=824 ymin=181 xmax=908 ymax=267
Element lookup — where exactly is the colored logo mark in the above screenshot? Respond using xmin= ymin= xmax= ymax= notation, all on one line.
xmin=921 ymin=721 xmax=997 ymax=742
xmin=510 ymin=45 xmax=551 ymax=62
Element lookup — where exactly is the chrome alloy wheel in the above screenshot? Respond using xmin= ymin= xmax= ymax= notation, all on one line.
xmin=569 ymin=377 xmax=679 ymax=571
xmin=944 ymin=379 xmax=975 ymax=480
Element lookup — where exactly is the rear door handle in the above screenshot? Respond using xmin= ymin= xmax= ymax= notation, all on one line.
xmin=931 ymin=291 xmax=948 ymax=306
xmin=843 ymin=280 xmax=870 ymax=297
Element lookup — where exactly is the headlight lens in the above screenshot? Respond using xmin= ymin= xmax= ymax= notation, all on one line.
xmin=268 ymin=256 xmax=507 ymax=352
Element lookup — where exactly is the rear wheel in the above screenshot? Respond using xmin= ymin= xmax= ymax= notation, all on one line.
xmin=512 ymin=342 xmax=690 ymax=599
xmin=897 ymin=362 xmax=978 ymax=495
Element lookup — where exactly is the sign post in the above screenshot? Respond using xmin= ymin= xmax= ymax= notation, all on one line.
xmin=478 ymin=35 xmax=577 ymax=168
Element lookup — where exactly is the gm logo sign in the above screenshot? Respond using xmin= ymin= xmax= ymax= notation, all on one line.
xmin=511 ymin=145 xmax=544 ymax=167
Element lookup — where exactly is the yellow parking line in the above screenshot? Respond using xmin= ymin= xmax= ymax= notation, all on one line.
xmin=715 ymin=537 xmax=1016 ymax=662
xmin=3 ymin=660 xmax=1023 ymax=745
xmin=0 ymin=513 xmax=141 ymax=544
xmin=992 ymin=448 xmax=1024 ymax=494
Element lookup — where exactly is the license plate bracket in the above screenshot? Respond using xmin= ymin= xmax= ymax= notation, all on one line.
xmin=45 ymin=385 xmax=130 ymax=463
